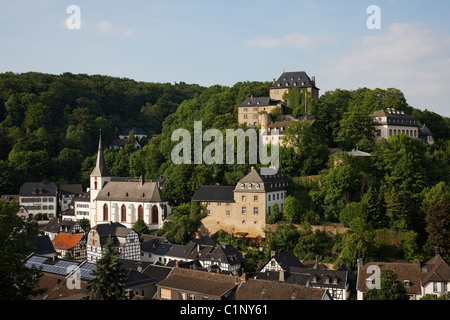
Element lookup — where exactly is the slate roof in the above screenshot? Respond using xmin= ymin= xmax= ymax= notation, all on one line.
xmin=43 ymin=218 xmax=84 ymax=234
xmin=369 ymin=108 xmax=418 ymax=127
xmin=235 ymin=278 xmax=328 ymax=300
xmin=192 ymin=186 xmax=235 ymax=202
xmin=187 ymin=237 xmax=244 ymax=266
xmin=96 ymin=181 xmax=166 ymax=202
xmin=72 ymin=191 xmax=90 ymax=203
xmin=270 ymin=71 xmax=317 ymax=89
xmin=90 ymin=222 xmax=136 ymax=247
xmin=19 ymin=182 xmax=57 ymax=196
xmin=59 ymin=184 xmax=83 ymax=196
xmin=235 ymin=168 xmax=289 ymax=193
xmin=29 ymin=235 xmax=57 ymax=256
xmin=419 ymin=124 xmax=434 ymax=137
xmin=90 ymin=136 xmax=111 ymax=177
xmin=267 ymin=251 xmax=304 ymax=271
xmin=238 ymin=96 xmax=279 ymax=107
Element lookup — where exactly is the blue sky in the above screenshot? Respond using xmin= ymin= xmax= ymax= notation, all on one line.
xmin=1 ymin=0 xmax=449 ymax=116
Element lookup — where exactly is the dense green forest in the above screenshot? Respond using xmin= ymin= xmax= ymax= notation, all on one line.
xmin=1 ymin=71 xmax=449 ymax=272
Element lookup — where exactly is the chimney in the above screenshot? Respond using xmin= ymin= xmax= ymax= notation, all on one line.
xmin=279 ymin=269 xmax=285 ymax=282
xmin=270 ymin=250 xmax=276 ymax=258
xmin=250 ymin=95 xmax=253 ymax=99
xmin=312 ymin=76 xmax=316 ymax=85
xmin=357 ymin=258 xmax=364 ymax=269
xmin=240 ymin=272 xmax=248 ymax=282
xmin=417 ymin=260 xmax=422 ymax=270
xmin=175 ymin=260 xmax=179 ymax=268
xmin=273 ymin=78 xmax=276 ymax=85
xmin=140 ymin=175 xmax=145 ymax=185
xmin=251 ymin=166 xmax=255 ymax=171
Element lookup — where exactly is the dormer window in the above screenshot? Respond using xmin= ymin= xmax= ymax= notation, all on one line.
xmin=404 ymin=280 xmax=410 ymax=287
xmin=312 ymin=275 xmax=317 ymax=283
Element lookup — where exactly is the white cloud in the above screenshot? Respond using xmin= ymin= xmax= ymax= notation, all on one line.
xmin=322 ymin=22 xmax=450 ymax=115
xmin=246 ymin=33 xmax=337 ymax=49
xmin=96 ymin=21 xmax=136 ymax=37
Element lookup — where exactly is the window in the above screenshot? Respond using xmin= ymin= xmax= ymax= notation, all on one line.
xmin=253 ymin=207 xmax=258 ymax=215
xmin=244 ymin=114 xmax=248 ymax=119
xmin=218 ymin=202 xmax=221 ymax=206
xmin=243 ymin=108 xmax=248 ymax=112
xmin=152 ymin=205 xmax=158 ymax=224
xmin=138 ymin=205 xmax=144 ymax=220
xmin=226 ymin=202 xmax=230 ymax=206
xmin=242 ymin=195 xmax=246 ymax=201
xmin=226 ymin=210 xmax=230 ymax=216
xmin=103 ymin=204 xmax=108 ymax=221
xmin=433 ymin=282 xmax=438 ymax=292
xmin=121 ymin=205 xmax=126 ymax=222
xmin=254 ymin=196 xmax=258 ymax=201
xmin=389 ymin=129 xmax=392 ymax=136
xmin=242 ymin=207 xmax=246 ymax=214
xmin=268 ymin=195 xmax=271 ymax=201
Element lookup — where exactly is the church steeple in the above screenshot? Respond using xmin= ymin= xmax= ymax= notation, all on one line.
xmin=90 ymin=134 xmax=110 ymax=177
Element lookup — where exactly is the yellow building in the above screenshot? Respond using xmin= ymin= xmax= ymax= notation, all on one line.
xmin=192 ymin=168 xmax=289 ymax=240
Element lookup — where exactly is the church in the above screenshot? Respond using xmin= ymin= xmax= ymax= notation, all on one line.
xmin=87 ymin=136 xmax=171 ymax=230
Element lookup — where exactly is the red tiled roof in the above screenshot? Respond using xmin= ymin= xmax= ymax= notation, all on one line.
xmin=52 ymin=232 xmax=83 ymax=250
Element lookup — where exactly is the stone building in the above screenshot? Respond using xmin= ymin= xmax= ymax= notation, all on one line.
xmin=237 ymin=71 xmax=319 ymax=128
xmin=192 ymin=167 xmax=289 ymax=240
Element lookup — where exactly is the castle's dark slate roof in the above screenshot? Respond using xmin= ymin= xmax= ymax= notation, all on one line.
xmin=19 ymin=182 xmax=57 ymax=196
xmin=238 ymin=96 xmax=279 ymax=107
xmin=192 ymin=186 xmax=235 ymax=202
xmin=235 ymin=168 xmax=289 ymax=193
xmin=270 ymin=71 xmax=317 ymax=89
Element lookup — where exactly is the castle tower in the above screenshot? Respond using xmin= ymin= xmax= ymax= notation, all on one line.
xmin=89 ymin=135 xmax=111 ymax=227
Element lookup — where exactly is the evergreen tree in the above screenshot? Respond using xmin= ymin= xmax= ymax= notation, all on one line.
xmin=87 ymin=236 xmax=128 ymax=300
xmin=425 ymin=199 xmax=450 ymax=258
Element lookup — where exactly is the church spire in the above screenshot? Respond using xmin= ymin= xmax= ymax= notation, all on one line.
xmin=90 ymin=133 xmax=110 ymax=177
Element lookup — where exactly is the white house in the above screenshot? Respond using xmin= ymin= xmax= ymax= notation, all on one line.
xmin=86 ymin=222 xmax=140 ymax=263
xmin=356 ymin=255 xmax=450 ymax=300
xmin=19 ymin=182 xmax=58 ymax=219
